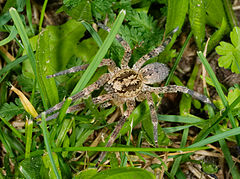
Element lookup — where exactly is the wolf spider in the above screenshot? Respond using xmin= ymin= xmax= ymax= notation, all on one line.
xmin=36 ymin=24 xmax=212 ymax=166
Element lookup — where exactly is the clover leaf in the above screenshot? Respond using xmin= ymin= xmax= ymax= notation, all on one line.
xmin=216 ymin=27 xmax=240 ymax=73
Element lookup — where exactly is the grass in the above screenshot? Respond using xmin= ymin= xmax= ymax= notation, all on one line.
xmin=0 ymin=1 xmax=240 ymax=178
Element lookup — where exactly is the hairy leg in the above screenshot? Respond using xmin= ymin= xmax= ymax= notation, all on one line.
xmin=41 ymin=93 xmax=116 ymax=122
xmin=132 ymin=28 xmax=178 ymax=71
xmin=146 ymin=92 xmax=159 ymax=147
xmin=143 ymin=85 xmax=213 ymax=106
xmin=97 ymin=23 xmax=132 ymax=69
xmin=96 ymin=99 xmax=136 ymax=167
xmin=46 ymin=59 xmax=117 ymax=78
xmin=35 ymin=73 xmax=111 ymax=119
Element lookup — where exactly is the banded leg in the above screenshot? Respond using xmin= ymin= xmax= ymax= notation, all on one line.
xmin=35 ymin=73 xmax=111 ymax=119
xmin=132 ymin=27 xmax=178 ymax=71
xmin=146 ymin=92 xmax=159 ymax=147
xmin=46 ymin=59 xmax=117 ymax=78
xmin=96 ymin=99 xmax=136 ymax=167
xmin=143 ymin=85 xmax=213 ymax=106
xmin=42 ymin=93 xmax=116 ymax=122
xmin=97 ymin=23 xmax=132 ymax=69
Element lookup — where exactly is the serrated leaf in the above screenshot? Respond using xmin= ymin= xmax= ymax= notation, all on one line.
xmin=218 ymin=55 xmax=232 ymax=68
xmin=63 ymin=0 xmax=92 ymax=21
xmin=227 ymin=88 xmax=240 ymax=108
xmin=128 ymin=11 xmax=156 ymax=31
xmin=230 ymin=26 xmax=240 ymax=47
xmin=216 ymin=27 xmax=240 ymax=73
xmin=0 ymin=99 xmax=24 ymax=121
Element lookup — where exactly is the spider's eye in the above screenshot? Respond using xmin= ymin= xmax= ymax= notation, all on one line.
xmin=140 ymin=62 xmax=169 ymax=84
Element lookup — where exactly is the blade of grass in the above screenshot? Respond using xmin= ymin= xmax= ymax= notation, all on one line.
xmin=0 ymin=126 xmax=15 ymax=158
xmin=9 ymin=8 xmax=37 ymax=76
xmin=0 ymin=26 xmax=18 ymax=46
xmin=170 ymin=127 xmax=189 ymax=177
xmin=40 ymin=112 xmax=61 ymax=179
xmin=57 ymin=97 xmax=72 ymax=124
xmin=0 ymin=117 xmax=25 ymax=142
xmin=0 ymin=55 xmax=27 ymax=77
xmin=9 ymin=8 xmax=48 ymax=109
xmin=189 ymin=127 xmax=240 ymax=148
xmin=165 ymin=31 xmax=193 ymax=86
xmin=26 ymin=0 xmax=34 ymax=34
xmin=197 ymin=51 xmax=240 ymax=145
xmin=25 ymin=118 xmax=33 ymax=159
xmin=81 ymin=21 xmax=103 ymax=47
xmin=39 ymin=0 xmax=48 ymax=32
xmin=71 ymin=9 xmax=126 ymax=95
xmin=17 ymin=145 xmax=209 ymax=161
xmin=55 ymin=119 xmax=73 ymax=147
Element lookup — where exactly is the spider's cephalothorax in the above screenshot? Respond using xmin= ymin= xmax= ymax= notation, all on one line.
xmin=36 ymin=23 xmax=213 ymax=167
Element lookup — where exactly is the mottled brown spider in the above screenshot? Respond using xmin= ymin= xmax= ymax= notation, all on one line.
xmin=36 ymin=24 xmax=212 ymax=166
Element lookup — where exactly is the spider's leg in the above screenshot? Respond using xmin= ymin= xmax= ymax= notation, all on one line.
xmin=40 ymin=93 xmax=116 ymax=123
xmin=97 ymin=23 xmax=132 ymax=69
xmin=35 ymin=73 xmax=111 ymax=119
xmin=46 ymin=64 xmax=89 ymax=78
xmin=132 ymin=28 xmax=178 ymax=71
xmin=96 ymin=99 xmax=136 ymax=167
xmin=146 ymin=92 xmax=159 ymax=147
xmin=46 ymin=59 xmax=117 ymax=78
xmin=143 ymin=85 xmax=213 ymax=106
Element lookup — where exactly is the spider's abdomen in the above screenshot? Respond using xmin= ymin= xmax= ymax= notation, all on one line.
xmin=108 ymin=69 xmax=143 ymax=98
xmin=139 ymin=62 xmax=169 ymax=84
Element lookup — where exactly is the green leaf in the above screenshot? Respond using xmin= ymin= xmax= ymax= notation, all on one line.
xmin=42 ymin=152 xmax=61 ymax=179
xmin=75 ymin=169 xmax=98 ymax=179
xmin=216 ymin=27 xmax=240 ymax=74
xmin=90 ymin=167 xmax=155 ymax=179
xmin=35 ymin=19 xmax=86 ymax=107
xmin=165 ymin=0 xmax=188 ymax=35
xmin=0 ymin=99 xmax=24 ymax=121
xmin=62 ymin=0 xmax=92 ymax=21
xmin=18 ymin=157 xmax=43 ymax=179
xmin=230 ymin=26 xmax=240 ymax=47
xmin=189 ymin=0 xmax=205 ymax=50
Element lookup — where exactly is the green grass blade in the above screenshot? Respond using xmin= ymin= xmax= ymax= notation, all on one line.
xmin=81 ymin=21 xmax=103 ymax=47
xmin=0 ymin=117 xmax=25 ymax=141
xmin=55 ymin=119 xmax=73 ymax=147
xmin=165 ymin=31 xmax=193 ymax=86
xmin=57 ymin=97 xmax=72 ymax=124
xmin=0 ymin=26 xmax=17 ymax=46
xmin=25 ymin=118 xmax=33 ymax=159
xmin=26 ymin=0 xmax=34 ymax=34
xmin=9 ymin=8 xmax=37 ymax=77
xmin=40 ymin=113 xmax=61 ymax=179
xmin=170 ymin=127 xmax=189 ymax=177
xmin=39 ymin=0 xmax=48 ymax=32
xmin=0 ymin=55 xmax=27 ymax=77
xmin=188 ymin=127 xmax=240 ymax=148
xmin=158 ymin=115 xmax=204 ymax=123
xmin=9 ymin=8 xmax=48 ymax=108
xmin=197 ymin=51 xmax=240 ymax=144
xmin=71 ymin=9 xmax=126 ymax=95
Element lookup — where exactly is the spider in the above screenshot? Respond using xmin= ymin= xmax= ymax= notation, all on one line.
xmin=36 ymin=23 xmax=213 ymax=166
